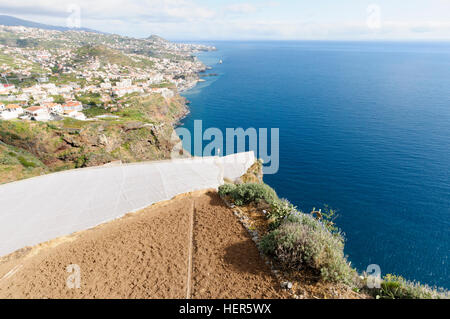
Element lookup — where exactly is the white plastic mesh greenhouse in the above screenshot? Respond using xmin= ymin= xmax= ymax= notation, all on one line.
xmin=0 ymin=152 xmax=255 ymax=257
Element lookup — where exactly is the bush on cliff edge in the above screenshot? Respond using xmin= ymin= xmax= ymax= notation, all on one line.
xmin=260 ymin=212 xmax=356 ymax=284
xmin=218 ymin=183 xmax=278 ymax=206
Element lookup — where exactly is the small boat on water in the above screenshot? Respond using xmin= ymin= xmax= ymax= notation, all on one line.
xmin=219 ymin=59 xmax=223 ymax=64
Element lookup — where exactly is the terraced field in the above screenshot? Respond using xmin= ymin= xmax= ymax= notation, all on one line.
xmin=0 ymin=191 xmax=287 ymax=299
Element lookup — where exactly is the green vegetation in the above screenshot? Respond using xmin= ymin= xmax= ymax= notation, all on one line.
xmin=76 ymin=92 xmax=102 ymax=106
xmin=0 ymin=50 xmax=47 ymax=88
xmin=217 ymin=183 xmax=237 ymax=196
xmin=260 ymin=213 xmax=356 ymax=284
xmin=0 ymin=93 xmax=187 ymax=184
xmin=218 ymin=183 xmax=278 ymax=206
xmin=219 ymin=182 xmax=356 ymax=285
xmin=116 ymin=108 xmax=150 ymax=122
xmin=51 ymin=95 xmax=65 ymax=104
xmin=75 ymin=154 xmax=88 ymax=168
xmin=369 ymin=274 xmax=448 ymax=299
xmin=0 ymin=100 xmax=22 ymax=105
xmin=61 ymin=117 xmax=89 ymax=129
xmin=82 ymin=106 xmax=110 ymax=118
xmin=0 ymin=51 xmax=15 ymax=65
xmin=5 ymin=72 xmax=39 ymax=88
xmin=48 ymin=74 xmax=86 ymax=87
xmin=0 ymin=23 xmax=209 ymax=184
xmin=218 ymin=181 xmax=295 ymax=229
xmin=115 ymin=93 xmax=182 ymax=124
xmin=17 ymin=155 xmax=37 ymax=168
xmin=318 ymin=205 xmax=340 ymax=235
xmin=0 ymin=35 xmax=39 ymax=48
xmin=219 ymin=180 xmax=449 ymax=299
xmin=74 ymin=45 xmax=154 ymax=70
xmin=151 ymin=82 xmax=174 ymax=89
xmin=0 ymin=141 xmax=48 ymax=183
xmin=267 ymin=199 xmax=298 ymax=229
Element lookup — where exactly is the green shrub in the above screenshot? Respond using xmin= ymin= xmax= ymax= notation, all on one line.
xmin=220 ymin=183 xmax=279 ymax=206
xmin=260 ymin=213 xmax=356 ymax=284
xmin=75 ymin=155 xmax=87 ymax=168
xmin=284 ymin=211 xmax=323 ymax=231
xmin=371 ymin=274 xmax=448 ymax=299
xmin=268 ymin=199 xmax=297 ymax=229
xmin=18 ymin=156 xmax=37 ymax=168
xmin=46 ymin=123 xmax=59 ymax=130
xmin=320 ymin=205 xmax=340 ymax=235
xmin=0 ymin=155 xmax=17 ymax=165
xmin=219 ymin=182 xmax=298 ymax=229
xmin=218 ymin=183 xmax=237 ymax=197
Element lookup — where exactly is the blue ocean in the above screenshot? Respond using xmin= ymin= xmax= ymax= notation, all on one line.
xmin=180 ymin=41 xmax=450 ymax=289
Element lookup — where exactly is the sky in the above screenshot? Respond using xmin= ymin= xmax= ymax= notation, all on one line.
xmin=0 ymin=0 xmax=449 ymax=41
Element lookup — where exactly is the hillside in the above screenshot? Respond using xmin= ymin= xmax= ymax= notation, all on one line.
xmin=0 ymin=17 xmax=213 ymax=184
xmin=0 ymin=141 xmax=49 ymax=183
xmin=75 ymin=45 xmax=138 ymax=66
xmin=74 ymin=45 xmax=155 ymax=69
xmin=0 ymin=15 xmax=101 ymax=33
xmin=0 ymin=95 xmax=188 ymax=184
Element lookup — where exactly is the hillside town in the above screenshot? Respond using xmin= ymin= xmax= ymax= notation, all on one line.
xmin=0 ymin=24 xmax=215 ymax=122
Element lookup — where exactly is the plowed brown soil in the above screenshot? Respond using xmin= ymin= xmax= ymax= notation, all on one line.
xmin=0 ymin=190 xmax=287 ymax=299
xmin=190 ymin=192 xmax=286 ymax=299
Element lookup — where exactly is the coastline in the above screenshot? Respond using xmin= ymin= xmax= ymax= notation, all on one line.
xmin=173 ymin=51 xmax=215 ymax=127
xmin=176 ymin=48 xmax=221 ymax=124
xmin=172 ymin=50 xmax=218 ymax=126
xmin=174 ymin=41 xmax=450 ymax=292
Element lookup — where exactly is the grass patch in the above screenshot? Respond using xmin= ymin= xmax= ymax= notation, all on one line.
xmin=116 ymin=108 xmax=150 ymax=122
xmin=61 ymin=118 xmax=89 ymax=129
xmin=369 ymin=274 xmax=448 ymax=299
xmin=83 ymin=106 xmax=109 ymax=118
xmin=76 ymin=93 xmax=102 ymax=107
xmin=17 ymin=156 xmax=37 ymax=168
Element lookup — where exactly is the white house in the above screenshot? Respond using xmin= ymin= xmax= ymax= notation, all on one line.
xmin=116 ymin=78 xmax=132 ymax=88
xmin=16 ymin=94 xmax=30 ymax=101
xmin=24 ymin=106 xmax=50 ymax=121
xmin=100 ymin=82 xmax=112 ymax=89
xmin=42 ymin=83 xmax=56 ymax=90
xmin=112 ymin=85 xmax=143 ymax=97
xmin=152 ymin=88 xmax=174 ymax=99
xmin=64 ymin=109 xmax=86 ymax=121
xmin=0 ymin=104 xmax=24 ymax=119
xmin=148 ymin=74 xmax=164 ymax=84
xmin=32 ymin=92 xmax=49 ymax=103
xmin=42 ymin=102 xmax=63 ymax=114
xmin=58 ymin=85 xmax=73 ymax=94
xmin=62 ymin=101 xmax=83 ymax=111
xmin=46 ymin=87 xmax=59 ymax=95
xmin=23 ymin=86 xmax=41 ymax=95
xmin=0 ymin=84 xmax=15 ymax=95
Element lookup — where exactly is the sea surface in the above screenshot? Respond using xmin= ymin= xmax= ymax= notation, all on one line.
xmin=180 ymin=41 xmax=450 ymax=289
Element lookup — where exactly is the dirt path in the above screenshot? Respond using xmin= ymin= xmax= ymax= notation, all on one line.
xmin=0 ymin=191 xmax=287 ymax=299
xmin=190 ymin=192 xmax=286 ymax=299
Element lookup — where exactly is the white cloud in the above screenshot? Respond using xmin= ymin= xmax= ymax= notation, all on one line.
xmin=0 ymin=0 xmax=216 ymax=23
xmin=0 ymin=0 xmax=449 ymax=40
xmin=225 ymin=3 xmax=258 ymax=14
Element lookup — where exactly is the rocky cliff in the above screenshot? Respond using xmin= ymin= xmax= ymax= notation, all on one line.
xmin=0 ymin=95 xmax=187 ymax=184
